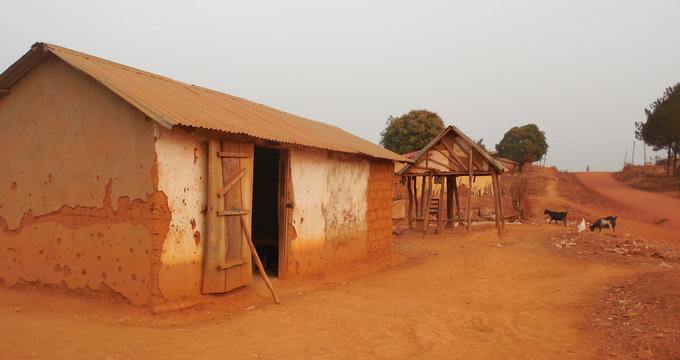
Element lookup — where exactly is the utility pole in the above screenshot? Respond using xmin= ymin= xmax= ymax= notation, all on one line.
xmin=643 ymin=144 xmax=647 ymax=166
xmin=632 ymin=141 xmax=635 ymax=166
xmin=624 ymin=152 xmax=627 ymax=168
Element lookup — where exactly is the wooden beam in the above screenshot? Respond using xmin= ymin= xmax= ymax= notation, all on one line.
xmin=497 ymin=173 xmax=505 ymax=230
xmin=446 ymin=175 xmax=454 ymax=231
xmin=420 ymin=175 xmax=427 ymax=219
xmin=433 ymin=146 xmax=464 ymax=172
xmin=438 ymin=176 xmax=445 ymax=235
xmin=217 ymin=151 xmax=252 ymax=158
xmin=217 ymin=168 xmax=246 ymax=197
xmin=239 ymin=215 xmax=280 ymax=304
xmin=454 ymin=137 xmax=485 ymax=170
xmin=453 ymin=177 xmax=463 ymax=229
xmin=413 ymin=175 xmax=419 ymax=217
xmin=424 ymin=174 xmax=433 ymax=236
xmin=491 ymin=169 xmax=502 ymax=237
xmin=427 ymin=156 xmax=454 ymax=171
xmin=217 ymin=209 xmax=250 ymax=216
xmin=217 ymin=258 xmax=246 ymax=270
xmin=278 ymin=149 xmax=290 ymax=279
xmin=407 ymin=176 xmax=414 ymax=230
xmin=467 ymin=148 xmax=473 ymax=233
xmin=438 ymin=140 xmax=467 ymax=170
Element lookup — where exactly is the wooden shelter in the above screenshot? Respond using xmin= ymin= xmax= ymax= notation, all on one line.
xmin=397 ymin=126 xmax=507 ymax=236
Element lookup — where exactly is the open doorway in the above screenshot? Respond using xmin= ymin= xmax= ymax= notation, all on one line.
xmin=252 ymin=146 xmax=281 ymax=277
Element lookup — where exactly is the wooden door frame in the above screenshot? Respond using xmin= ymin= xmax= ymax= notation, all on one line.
xmin=277 ymin=149 xmax=290 ymax=279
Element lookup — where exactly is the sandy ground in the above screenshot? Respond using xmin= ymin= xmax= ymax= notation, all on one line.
xmin=1 ymin=167 xmax=679 ymax=359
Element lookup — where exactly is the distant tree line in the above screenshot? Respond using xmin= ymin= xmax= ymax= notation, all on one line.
xmin=636 ymin=83 xmax=680 ymax=176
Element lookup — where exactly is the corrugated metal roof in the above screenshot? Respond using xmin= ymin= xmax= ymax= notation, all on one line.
xmin=0 ymin=42 xmax=408 ymax=162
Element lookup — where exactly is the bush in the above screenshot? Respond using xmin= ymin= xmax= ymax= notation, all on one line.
xmin=503 ymin=175 xmax=533 ymax=220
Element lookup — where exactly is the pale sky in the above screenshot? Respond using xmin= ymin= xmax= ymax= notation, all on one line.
xmin=3 ymin=0 xmax=679 ymax=171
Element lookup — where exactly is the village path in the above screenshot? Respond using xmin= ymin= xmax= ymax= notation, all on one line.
xmin=1 ymin=224 xmax=638 ymax=360
xmin=1 ymin=167 xmax=668 ymax=360
xmin=574 ymin=172 xmax=680 ymax=245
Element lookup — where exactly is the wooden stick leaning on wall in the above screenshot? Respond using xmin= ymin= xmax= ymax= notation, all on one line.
xmin=239 ymin=215 xmax=281 ymax=304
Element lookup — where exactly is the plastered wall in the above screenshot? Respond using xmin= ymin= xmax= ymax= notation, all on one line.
xmin=286 ymin=148 xmax=371 ymax=277
xmin=0 ymin=58 xmax=167 ymax=305
xmin=154 ymin=126 xmax=207 ymax=301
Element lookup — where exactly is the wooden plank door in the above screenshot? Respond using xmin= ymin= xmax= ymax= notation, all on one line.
xmin=202 ymin=140 xmax=254 ymax=294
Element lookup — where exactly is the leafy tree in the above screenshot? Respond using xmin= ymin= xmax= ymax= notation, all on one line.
xmin=380 ymin=110 xmax=445 ymax=154
xmin=495 ymin=124 xmax=548 ymax=172
xmin=635 ymin=83 xmax=680 ymax=176
xmin=474 ymin=138 xmax=487 ymax=151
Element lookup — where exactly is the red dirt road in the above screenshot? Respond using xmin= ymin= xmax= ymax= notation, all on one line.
xmin=574 ymin=172 xmax=680 ymax=244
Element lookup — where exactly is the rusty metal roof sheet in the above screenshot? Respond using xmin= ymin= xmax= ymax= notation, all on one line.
xmin=0 ymin=43 xmax=407 ymax=162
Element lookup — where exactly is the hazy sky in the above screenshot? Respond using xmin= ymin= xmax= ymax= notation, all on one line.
xmin=3 ymin=1 xmax=679 ymax=171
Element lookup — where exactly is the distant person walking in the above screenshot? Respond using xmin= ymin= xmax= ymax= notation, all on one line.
xmin=586 ymin=165 xmax=590 ymax=172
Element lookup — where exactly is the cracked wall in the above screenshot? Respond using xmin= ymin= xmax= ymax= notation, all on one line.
xmin=154 ymin=126 xmax=207 ymax=301
xmin=0 ymin=57 xmax=166 ymax=305
xmin=286 ymin=148 xmax=371 ymax=277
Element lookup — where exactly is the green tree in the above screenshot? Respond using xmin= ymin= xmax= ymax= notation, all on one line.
xmin=635 ymin=83 xmax=680 ymax=176
xmin=380 ymin=110 xmax=445 ymax=154
xmin=495 ymin=124 xmax=548 ymax=172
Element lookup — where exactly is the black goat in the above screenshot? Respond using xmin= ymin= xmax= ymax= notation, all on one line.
xmin=590 ymin=216 xmax=617 ymax=232
xmin=544 ymin=209 xmax=568 ymax=226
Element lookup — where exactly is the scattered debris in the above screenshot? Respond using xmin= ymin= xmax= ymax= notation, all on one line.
xmin=550 ymin=231 xmax=679 ymax=264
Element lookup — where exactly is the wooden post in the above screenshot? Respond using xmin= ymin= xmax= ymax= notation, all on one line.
xmin=453 ymin=177 xmax=462 ymax=229
xmin=446 ymin=175 xmax=454 ymax=231
xmin=491 ymin=170 xmax=502 ymax=237
xmin=420 ymin=175 xmax=427 ymax=219
xmin=424 ymin=174 xmax=433 ymax=235
xmin=407 ymin=176 xmax=414 ymax=230
xmin=412 ymin=176 xmax=419 ymax=218
xmin=497 ymin=173 xmax=505 ymax=229
xmin=438 ymin=175 xmax=445 ymax=235
xmin=467 ymin=149 xmax=473 ymax=233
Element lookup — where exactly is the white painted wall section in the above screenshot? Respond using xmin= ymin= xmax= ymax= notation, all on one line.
xmin=154 ymin=125 xmax=207 ymax=300
xmin=290 ymin=148 xmax=369 ymax=251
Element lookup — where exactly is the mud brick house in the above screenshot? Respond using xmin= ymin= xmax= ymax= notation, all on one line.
xmin=0 ymin=43 xmax=406 ymax=306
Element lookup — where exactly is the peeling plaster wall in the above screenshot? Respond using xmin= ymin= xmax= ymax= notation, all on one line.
xmin=286 ymin=148 xmax=370 ymax=277
xmin=154 ymin=126 xmax=207 ymax=301
xmin=0 ymin=58 xmax=164 ymax=305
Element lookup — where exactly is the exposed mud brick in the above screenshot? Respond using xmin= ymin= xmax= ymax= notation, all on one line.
xmin=367 ymin=161 xmax=394 ymax=255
